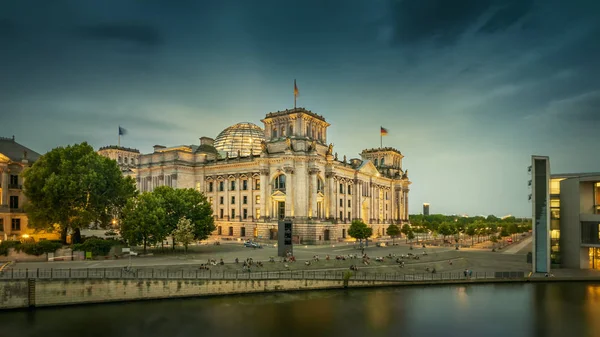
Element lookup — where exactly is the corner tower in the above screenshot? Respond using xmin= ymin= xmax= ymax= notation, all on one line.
xmin=261 ymin=108 xmax=331 ymax=144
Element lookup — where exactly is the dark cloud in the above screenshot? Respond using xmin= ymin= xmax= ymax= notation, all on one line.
xmin=549 ymin=91 xmax=600 ymax=123
xmin=388 ymin=0 xmax=533 ymax=46
xmin=76 ymin=23 xmax=162 ymax=47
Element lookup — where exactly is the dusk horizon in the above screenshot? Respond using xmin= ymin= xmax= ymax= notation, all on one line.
xmin=3 ymin=0 xmax=600 ymax=218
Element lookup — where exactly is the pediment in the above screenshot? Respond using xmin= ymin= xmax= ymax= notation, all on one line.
xmin=271 ymin=190 xmax=286 ymax=197
xmin=358 ymin=160 xmax=380 ymax=176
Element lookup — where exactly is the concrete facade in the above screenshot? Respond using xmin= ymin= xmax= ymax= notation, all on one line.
xmin=100 ymin=108 xmax=412 ymax=243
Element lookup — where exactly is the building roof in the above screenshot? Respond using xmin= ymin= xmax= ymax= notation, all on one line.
xmin=263 ymin=107 xmax=327 ymax=123
xmin=98 ymin=145 xmax=140 ymax=153
xmin=361 ymin=147 xmax=403 ymax=156
xmin=0 ymin=136 xmax=42 ymax=162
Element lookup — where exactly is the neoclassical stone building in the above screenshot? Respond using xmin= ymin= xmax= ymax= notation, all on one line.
xmin=108 ymin=108 xmax=411 ymax=243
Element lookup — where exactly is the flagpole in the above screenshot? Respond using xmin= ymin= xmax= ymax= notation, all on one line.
xmin=380 ymin=126 xmax=382 ymax=148
xmin=118 ymin=126 xmax=121 ymax=147
xmin=294 ymin=79 xmax=297 ymax=109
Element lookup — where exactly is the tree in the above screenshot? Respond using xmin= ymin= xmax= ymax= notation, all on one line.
xmin=386 ymin=224 xmax=401 ymax=244
xmin=348 ymin=220 xmax=372 ymax=246
xmin=437 ymin=223 xmax=454 ymax=243
xmin=120 ymin=193 xmax=166 ymax=254
xmin=466 ymin=224 xmax=477 ymax=246
xmin=23 ymin=142 xmax=137 ymax=244
xmin=407 ymin=230 xmax=415 ymax=243
xmin=172 ymin=217 xmax=195 ymax=253
xmin=153 ymin=186 xmax=215 ymax=248
xmin=401 ymin=224 xmax=411 ymax=243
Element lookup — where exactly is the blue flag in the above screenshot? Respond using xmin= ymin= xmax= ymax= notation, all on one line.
xmin=119 ymin=126 xmax=127 ymax=136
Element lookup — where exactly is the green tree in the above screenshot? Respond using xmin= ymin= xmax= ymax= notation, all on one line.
xmin=172 ymin=217 xmax=195 ymax=253
xmin=386 ymin=224 xmax=401 ymax=244
xmin=466 ymin=224 xmax=477 ymax=246
xmin=23 ymin=142 xmax=137 ymax=244
xmin=401 ymin=224 xmax=411 ymax=243
xmin=120 ymin=193 xmax=167 ymax=254
xmin=348 ymin=220 xmax=373 ymax=246
xmin=153 ymin=186 xmax=215 ymax=248
xmin=437 ymin=223 xmax=454 ymax=242
xmin=407 ymin=230 xmax=415 ymax=243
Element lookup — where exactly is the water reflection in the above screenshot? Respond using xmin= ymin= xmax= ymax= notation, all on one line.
xmin=3 ymin=283 xmax=600 ymax=337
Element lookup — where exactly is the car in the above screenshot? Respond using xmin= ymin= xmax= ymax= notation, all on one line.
xmin=244 ymin=241 xmax=262 ymax=248
xmin=507 ymin=238 xmax=513 ymax=243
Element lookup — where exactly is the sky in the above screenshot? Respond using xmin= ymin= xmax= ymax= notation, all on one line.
xmin=1 ymin=0 xmax=600 ymax=218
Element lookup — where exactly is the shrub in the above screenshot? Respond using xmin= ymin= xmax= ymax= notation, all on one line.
xmin=72 ymin=238 xmax=120 ymax=257
xmin=0 ymin=241 xmax=21 ymax=256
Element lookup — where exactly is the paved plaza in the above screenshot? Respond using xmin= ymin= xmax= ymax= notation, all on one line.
xmin=6 ymin=240 xmax=533 ymax=275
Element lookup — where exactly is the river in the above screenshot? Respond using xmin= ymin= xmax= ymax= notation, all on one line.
xmin=3 ymin=282 xmax=600 ymax=337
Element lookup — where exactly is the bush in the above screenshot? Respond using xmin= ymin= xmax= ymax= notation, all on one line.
xmin=0 ymin=241 xmax=22 ymax=256
xmin=14 ymin=241 xmax=62 ymax=256
xmin=72 ymin=238 xmax=120 ymax=257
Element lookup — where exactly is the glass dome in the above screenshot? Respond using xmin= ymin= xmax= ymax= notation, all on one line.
xmin=214 ymin=122 xmax=265 ymax=157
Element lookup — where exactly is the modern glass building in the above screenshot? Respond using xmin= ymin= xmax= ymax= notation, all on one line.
xmin=531 ymin=156 xmax=550 ymax=274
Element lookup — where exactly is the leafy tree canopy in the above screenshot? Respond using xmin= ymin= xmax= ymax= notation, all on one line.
xmin=23 ymin=142 xmax=137 ymax=243
xmin=120 ymin=192 xmax=166 ymax=253
xmin=348 ymin=220 xmax=373 ymax=242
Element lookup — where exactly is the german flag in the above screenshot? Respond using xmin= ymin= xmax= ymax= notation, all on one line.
xmin=294 ymin=79 xmax=299 ymax=98
xmin=380 ymin=127 xmax=388 ymax=136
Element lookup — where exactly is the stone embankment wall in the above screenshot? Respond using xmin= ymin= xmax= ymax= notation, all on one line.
xmin=0 ymin=278 xmax=396 ymax=309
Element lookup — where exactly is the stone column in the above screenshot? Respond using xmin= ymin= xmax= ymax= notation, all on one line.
xmin=1 ymin=168 xmax=8 ymax=206
xmin=309 ymin=168 xmax=319 ymax=218
xmin=260 ymin=169 xmax=269 ymax=219
xmin=284 ymin=167 xmax=294 ymax=218
xmin=326 ymin=172 xmax=335 ymax=219
xmin=334 ymin=178 xmax=339 ymax=220
xmin=404 ymin=189 xmax=409 ymax=221
xmin=237 ymin=175 xmax=242 ymax=222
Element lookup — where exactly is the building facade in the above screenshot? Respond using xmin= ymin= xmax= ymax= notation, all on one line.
xmin=106 ymin=108 xmax=412 ymax=243
xmin=97 ymin=145 xmax=140 ymax=173
xmin=423 ymin=203 xmax=430 ymax=216
xmin=0 ymin=136 xmax=55 ymax=241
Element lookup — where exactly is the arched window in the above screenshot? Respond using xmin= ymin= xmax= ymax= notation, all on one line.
xmin=317 ymin=178 xmax=324 ymax=193
xmin=306 ymin=126 xmax=310 ymax=137
xmin=124 ymin=157 xmax=128 ymax=164
xmin=118 ymin=156 xmax=122 ymax=163
xmin=289 ymin=125 xmax=293 ymax=135
xmin=273 ymin=174 xmax=286 ymax=190
xmin=273 ymin=127 xmax=278 ymax=138
xmin=374 ymin=159 xmax=378 ymax=167
xmin=380 ymin=158 xmax=385 ymax=166
xmin=281 ymin=126 xmax=285 ymax=136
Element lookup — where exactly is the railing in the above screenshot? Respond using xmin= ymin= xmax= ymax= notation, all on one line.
xmin=0 ymin=268 xmax=525 ymax=281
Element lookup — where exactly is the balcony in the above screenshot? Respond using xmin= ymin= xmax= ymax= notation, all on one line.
xmin=8 ymin=184 xmax=22 ymax=189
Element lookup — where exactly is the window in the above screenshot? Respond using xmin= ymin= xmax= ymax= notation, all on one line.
xmin=219 ymin=181 xmax=224 ymax=191
xmin=242 ymin=180 xmax=248 ymax=190
xmin=339 ymin=211 xmax=343 ymax=219
xmin=255 ymin=179 xmax=260 ymax=190
xmin=256 ymin=209 xmax=261 ymax=219
xmin=9 ymin=196 xmax=18 ymax=209
xmin=348 ymin=186 xmax=352 ymax=195
xmin=317 ymin=179 xmax=324 ymax=193
xmin=219 ymin=197 xmax=224 ymax=205
xmin=551 ymin=199 xmax=560 ymax=219
xmin=381 ymin=158 xmax=385 ymax=166
xmin=348 ymin=200 xmax=351 ymax=207
xmin=374 ymin=159 xmax=378 ymax=166
xmin=274 ymin=175 xmax=286 ymax=190
xmin=243 ymin=196 xmax=248 ymax=204
xmin=231 ymin=196 xmax=235 ymax=204
xmin=0 ymin=218 xmax=3 ymax=232
xmin=118 ymin=156 xmax=122 ymax=163
xmin=229 ymin=226 xmax=234 ymax=236
xmin=209 ymin=182 xmax=214 ymax=192
xmin=348 ymin=212 xmax=351 ymax=220
xmin=124 ymin=157 xmax=128 ymax=164
xmin=10 ymin=175 xmax=18 ymax=185
xmin=217 ymin=226 xmax=222 ymax=235
xmin=209 ymin=197 xmax=213 ymax=205
xmin=340 ymin=199 xmax=343 ymax=207
xmin=339 ymin=183 xmax=344 ymax=194
xmin=342 ymin=228 xmax=346 ymax=238
xmin=231 ymin=209 xmax=236 ymax=219
xmin=273 ymin=127 xmax=278 ymax=138
xmin=289 ymin=125 xmax=293 ymax=135
xmin=280 ymin=127 xmax=285 ymax=136
xmin=243 ymin=209 xmax=248 ymax=219
xmin=219 ymin=209 xmax=224 ymax=219
xmin=230 ymin=180 xmax=236 ymax=191
xmin=256 ymin=196 xmax=260 ymax=204
xmin=241 ymin=227 xmax=246 ymax=237
xmin=11 ymin=219 xmax=21 ymax=231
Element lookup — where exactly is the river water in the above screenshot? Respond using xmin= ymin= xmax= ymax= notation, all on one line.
xmin=3 ymin=282 xmax=600 ymax=337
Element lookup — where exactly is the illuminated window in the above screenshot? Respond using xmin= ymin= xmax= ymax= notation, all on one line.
xmin=255 ymin=179 xmax=260 ymax=190
xmin=255 ymin=209 xmax=261 ymax=219
xmin=255 ymin=195 xmax=260 ymax=204
xmin=550 ymin=179 xmax=562 ymax=195
xmin=317 ymin=178 xmax=324 ymax=193
xmin=209 ymin=197 xmax=213 ymax=204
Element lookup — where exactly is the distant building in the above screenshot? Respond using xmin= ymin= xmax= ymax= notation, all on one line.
xmin=423 ymin=203 xmax=430 ymax=216
xmin=0 ymin=136 xmax=56 ymax=241
xmin=100 ymin=107 xmax=413 ymax=243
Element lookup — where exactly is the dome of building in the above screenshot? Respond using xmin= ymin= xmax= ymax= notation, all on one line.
xmin=214 ymin=122 xmax=265 ymax=157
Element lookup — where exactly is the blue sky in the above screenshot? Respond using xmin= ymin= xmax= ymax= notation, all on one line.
xmin=1 ymin=0 xmax=599 ymax=217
